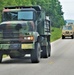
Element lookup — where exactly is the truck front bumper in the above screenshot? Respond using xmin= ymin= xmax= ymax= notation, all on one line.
xmin=0 ymin=43 xmax=34 ymax=50
xmin=62 ymin=34 xmax=73 ymax=37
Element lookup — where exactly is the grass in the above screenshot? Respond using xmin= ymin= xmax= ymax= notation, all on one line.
xmin=50 ymin=27 xmax=62 ymax=42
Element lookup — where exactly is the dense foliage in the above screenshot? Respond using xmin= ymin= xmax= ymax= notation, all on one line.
xmin=0 ymin=0 xmax=65 ymax=27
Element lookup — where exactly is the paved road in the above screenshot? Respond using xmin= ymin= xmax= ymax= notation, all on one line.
xmin=0 ymin=38 xmax=74 ymax=75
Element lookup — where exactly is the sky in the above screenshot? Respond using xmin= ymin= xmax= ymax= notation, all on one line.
xmin=59 ymin=0 xmax=74 ymax=20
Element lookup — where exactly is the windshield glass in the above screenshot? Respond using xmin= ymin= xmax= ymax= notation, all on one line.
xmin=18 ymin=11 xmax=33 ymax=20
xmin=63 ymin=26 xmax=72 ymax=30
xmin=3 ymin=11 xmax=33 ymax=21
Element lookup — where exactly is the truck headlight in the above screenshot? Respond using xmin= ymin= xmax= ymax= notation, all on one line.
xmin=24 ymin=36 xmax=34 ymax=41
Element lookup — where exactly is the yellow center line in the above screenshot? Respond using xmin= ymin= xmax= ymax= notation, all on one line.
xmin=49 ymin=61 xmax=54 ymax=64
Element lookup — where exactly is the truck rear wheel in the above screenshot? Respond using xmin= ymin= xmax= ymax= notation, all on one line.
xmin=41 ymin=45 xmax=49 ymax=58
xmin=48 ymin=42 xmax=51 ymax=57
xmin=31 ymin=42 xmax=41 ymax=63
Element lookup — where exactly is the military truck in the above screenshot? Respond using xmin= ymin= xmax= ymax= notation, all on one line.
xmin=62 ymin=25 xmax=74 ymax=39
xmin=0 ymin=6 xmax=51 ymax=63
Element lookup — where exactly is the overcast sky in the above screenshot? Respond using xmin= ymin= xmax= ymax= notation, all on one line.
xmin=59 ymin=0 xmax=74 ymax=20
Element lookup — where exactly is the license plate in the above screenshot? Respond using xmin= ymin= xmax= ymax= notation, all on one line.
xmin=21 ymin=44 xmax=33 ymax=49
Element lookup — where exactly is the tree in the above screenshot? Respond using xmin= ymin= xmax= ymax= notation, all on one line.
xmin=0 ymin=0 xmax=65 ymax=27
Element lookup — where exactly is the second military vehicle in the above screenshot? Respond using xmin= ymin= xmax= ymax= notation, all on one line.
xmin=62 ymin=25 xmax=74 ymax=39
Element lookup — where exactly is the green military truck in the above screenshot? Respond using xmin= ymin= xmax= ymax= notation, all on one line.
xmin=0 ymin=6 xmax=51 ymax=63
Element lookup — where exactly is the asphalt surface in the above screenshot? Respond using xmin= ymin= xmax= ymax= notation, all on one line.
xmin=0 ymin=38 xmax=74 ymax=75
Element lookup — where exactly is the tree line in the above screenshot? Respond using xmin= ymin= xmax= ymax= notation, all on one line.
xmin=0 ymin=0 xmax=65 ymax=27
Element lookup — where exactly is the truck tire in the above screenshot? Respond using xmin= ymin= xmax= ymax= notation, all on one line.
xmin=62 ymin=35 xmax=65 ymax=39
xmin=48 ymin=42 xmax=51 ymax=57
xmin=71 ymin=35 xmax=73 ymax=39
xmin=0 ymin=52 xmax=3 ymax=63
xmin=41 ymin=44 xmax=49 ymax=58
xmin=31 ymin=42 xmax=41 ymax=63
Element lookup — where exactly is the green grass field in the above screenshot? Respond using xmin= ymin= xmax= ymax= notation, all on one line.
xmin=50 ymin=27 xmax=62 ymax=42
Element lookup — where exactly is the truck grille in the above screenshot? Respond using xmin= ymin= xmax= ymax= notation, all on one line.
xmin=3 ymin=29 xmax=19 ymax=39
xmin=66 ymin=31 xmax=69 ymax=34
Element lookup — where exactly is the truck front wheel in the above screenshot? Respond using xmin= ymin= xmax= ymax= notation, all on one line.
xmin=31 ymin=42 xmax=41 ymax=63
xmin=71 ymin=35 xmax=73 ymax=39
xmin=62 ymin=35 xmax=65 ymax=39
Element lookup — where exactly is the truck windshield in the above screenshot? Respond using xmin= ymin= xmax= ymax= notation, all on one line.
xmin=63 ymin=26 xmax=72 ymax=30
xmin=3 ymin=11 xmax=33 ymax=21
xmin=18 ymin=11 xmax=33 ymax=20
